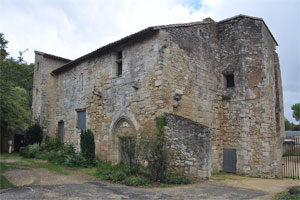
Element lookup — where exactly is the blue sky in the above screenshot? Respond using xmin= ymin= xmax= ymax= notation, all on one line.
xmin=0 ymin=0 xmax=299 ymax=123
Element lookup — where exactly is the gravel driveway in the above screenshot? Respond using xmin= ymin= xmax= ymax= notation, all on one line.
xmin=0 ymin=180 xmax=265 ymax=200
xmin=1 ymin=163 xmax=297 ymax=200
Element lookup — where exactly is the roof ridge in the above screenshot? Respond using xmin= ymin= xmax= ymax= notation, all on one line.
xmin=35 ymin=50 xmax=72 ymax=62
xmin=217 ymin=14 xmax=263 ymax=23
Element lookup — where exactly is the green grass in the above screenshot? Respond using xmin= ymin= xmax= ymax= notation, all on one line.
xmin=273 ymin=186 xmax=300 ymax=200
xmin=0 ymin=175 xmax=15 ymax=189
xmin=0 ymin=153 xmax=20 ymax=160
xmin=0 ymin=153 xmax=68 ymax=175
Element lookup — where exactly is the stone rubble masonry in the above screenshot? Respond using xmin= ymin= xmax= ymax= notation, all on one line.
xmin=32 ymin=15 xmax=284 ymax=179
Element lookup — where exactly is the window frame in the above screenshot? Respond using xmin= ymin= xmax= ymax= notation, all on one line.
xmin=115 ymin=51 xmax=123 ymax=77
xmin=76 ymin=109 xmax=86 ymax=130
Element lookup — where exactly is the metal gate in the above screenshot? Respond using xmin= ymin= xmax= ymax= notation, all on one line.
xmin=223 ymin=149 xmax=237 ymax=173
xmin=283 ymin=137 xmax=300 ymax=179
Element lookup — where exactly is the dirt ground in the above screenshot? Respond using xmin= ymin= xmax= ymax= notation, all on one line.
xmin=210 ymin=173 xmax=300 ymax=199
xmin=1 ymin=158 xmax=300 ymax=199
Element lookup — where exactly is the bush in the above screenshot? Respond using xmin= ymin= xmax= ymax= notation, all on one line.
xmin=123 ymin=176 xmax=150 ymax=186
xmin=47 ymin=150 xmax=65 ymax=165
xmin=140 ymin=116 xmax=170 ymax=182
xmin=19 ymin=144 xmax=40 ymax=158
xmin=42 ymin=136 xmax=63 ymax=152
xmin=28 ymin=143 xmax=40 ymax=157
xmin=24 ymin=123 xmax=43 ymax=145
xmin=97 ymin=162 xmax=129 ymax=181
xmin=64 ymin=153 xmax=88 ymax=168
xmin=63 ymin=143 xmax=75 ymax=155
xmin=80 ymin=129 xmax=95 ymax=164
xmin=19 ymin=146 xmax=30 ymax=157
xmin=289 ymin=186 xmax=300 ymax=195
xmin=163 ymin=171 xmax=190 ymax=185
xmin=119 ymin=136 xmax=140 ymax=174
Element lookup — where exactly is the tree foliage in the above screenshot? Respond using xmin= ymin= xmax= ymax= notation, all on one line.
xmin=291 ymin=103 xmax=300 ymax=123
xmin=0 ymin=33 xmax=33 ymax=132
xmin=285 ymin=118 xmax=300 ymax=131
xmin=24 ymin=123 xmax=43 ymax=145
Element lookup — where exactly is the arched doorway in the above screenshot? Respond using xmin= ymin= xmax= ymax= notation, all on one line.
xmin=112 ymin=118 xmax=136 ymax=163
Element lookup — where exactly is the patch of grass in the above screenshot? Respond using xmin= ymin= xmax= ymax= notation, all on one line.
xmin=211 ymin=172 xmax=245 ymax=181
xmin=0 ymin=153 xmax=20 ymax=160
xmin=163 ymin=171 xmax=191 ymax=184
xmin=123 ymin=176 xmax=150 ymax=186
xmin=96 ymin=162 xmax=191 ymax=187
xmin=0 ymin=175 xmax=15 ymax=189
xmin=273 ymin=186 xmax=300 ymax=200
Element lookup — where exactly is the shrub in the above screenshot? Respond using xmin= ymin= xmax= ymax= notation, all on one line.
xmin=163 ymin=171 xmax=190 ymax=185
xmin=140 ymin=116 xmax=170 ymax=182
xmin=289 ymin=186 xmax=300 ymax=195
xmin=28 ymin=143 xmax=40 ymax=157
xmin=63 ymin=143 xmax=75 ymax=155
xmin=35 ymin=152 xmax=48 ymax=160
xmin=119 ymin=136 xmax=140 ymax=174
xmin=24 ymin=123 xmax=43 ymax=145
xmin=19 ymin=146 xmax=30 ymax=157
xmin=123 ymin=176 xmax=150 ymax=186
xmin=97 ymin=162 xmax=129 ymax=181
xmin=47 ymin=150 xmax=65 ymax=165
xmin=19 ymin=144 xmax=40 ymax=158
xmin=42 ymin=136 xmax=63 ymax=152
xmin=80 ymin=129 xmax=95 ymax=164
xmin=64 ymin=153 xmax=88 ymax=168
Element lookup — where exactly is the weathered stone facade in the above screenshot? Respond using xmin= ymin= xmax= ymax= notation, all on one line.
xmin=32 ymin=15 xmax=284 ymax=179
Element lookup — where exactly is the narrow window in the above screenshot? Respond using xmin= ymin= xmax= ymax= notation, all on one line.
xmin=116 ymin=51 xmax=122 ymax=76
xmin=36 ymin=62 xmax=39 ymax=71
xmin=76 ymin=110 xmax=86 ymax=129
xmin=58 ymin=121 xmax=64 ymax=142
xmin=80 ymin=73 xmax=83 ymax=90
xmin=225 ymin=74 xmax=235 ymax=88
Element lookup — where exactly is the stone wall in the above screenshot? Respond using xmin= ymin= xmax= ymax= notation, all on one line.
xmin=32 ymin=52 xmax=69 ymax=137
xmin=33 ymin=15 xmax=284 ymax=178
xmin=163 ymin=113 xmax=210 ymax=179
xmin=217 ymin=17 xmax=284 ymax=177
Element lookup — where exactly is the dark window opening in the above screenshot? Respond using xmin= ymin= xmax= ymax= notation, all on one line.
xmin=36 ymin=62 xmax=39 ymax=71
xmin=58 ymin=121 xmax=64 ymax=142
xmin=76 ymin=110 xmax=86 ymax=129
xmin=116 ymin=51 xmax=122 ymax=76
xmin=225 ymin=74 xmax=235 ymax=88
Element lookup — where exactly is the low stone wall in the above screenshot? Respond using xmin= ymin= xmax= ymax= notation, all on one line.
xmin=163 ymin=113 xmax=210 ymax=179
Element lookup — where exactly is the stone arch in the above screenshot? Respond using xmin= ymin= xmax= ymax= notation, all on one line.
xmin=111 ymin=117 xmax=137 ymax=163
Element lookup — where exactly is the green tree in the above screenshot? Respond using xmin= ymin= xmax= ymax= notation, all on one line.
xmin=0 ymin=33 xmax=34 ymax=134
xmin=0 ymin=33 xmax=8 ymax=61
xmin=285 ymin=118 xmax=296 ymax=130
xmin=291 ymin=103 xmax=300 ymax=123
xmin=24 ymin=124 xmax=43 ymax=145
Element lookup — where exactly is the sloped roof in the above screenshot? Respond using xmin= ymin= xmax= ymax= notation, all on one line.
xmin=50 ymin=14 xmax=277 ymax=75
xmin=35 ymin=50 xmax=72 ymax=63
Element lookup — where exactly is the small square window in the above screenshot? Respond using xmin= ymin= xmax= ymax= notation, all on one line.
xmin=76 ymin=110 xmax=86 ymax=129
xmin=225 ymin=74 xmax=235 ymax=88
xmin=116 ymin=51 xmax=122 ymax=76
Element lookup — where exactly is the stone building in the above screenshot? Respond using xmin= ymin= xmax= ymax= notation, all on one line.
xmin=32 ymin=15 xmax=284 ymax=179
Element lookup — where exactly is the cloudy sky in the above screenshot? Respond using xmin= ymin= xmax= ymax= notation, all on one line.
xmin=1 ymin=0 xmax=299 ymax=123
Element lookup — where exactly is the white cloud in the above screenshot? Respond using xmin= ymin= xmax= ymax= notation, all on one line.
xmin=0 ymin=0 xmax=299 ymax=123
